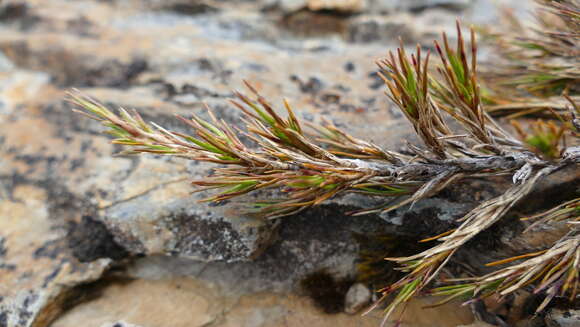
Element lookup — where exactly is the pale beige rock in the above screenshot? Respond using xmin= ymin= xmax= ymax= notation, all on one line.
xmin=52 ymin=275 xmax=474 ymax=327
xmin=53 ymin=278 xmax=223 ymax=327
xmin=545 ymin=308 xmax=580 ymax=327
xmin=456 ymin=322 xmax=496 ymax=327
xmin=308 ymin=0 xmax=367 ymax=12
xmin=0 ymin=185 xmax=110 ymax=327
xmin=100 ymin=322 xmax=144 ymax=327
xmin=344 ymin=282 xmax=371 ymax=314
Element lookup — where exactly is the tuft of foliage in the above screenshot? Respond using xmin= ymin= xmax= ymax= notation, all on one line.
xmin=482 ymin=0 xmax=580 ymax=118
xmin=73 ymin=1 xmax=579 ymax=325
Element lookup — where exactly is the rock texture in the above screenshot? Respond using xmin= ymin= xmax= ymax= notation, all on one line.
xmin=344 ymin=282 xmax=371 ymax=314
xmin=0 ymin=0 xmax=547 ymax=327
xmin=100 ymin=323 xmax=143 ymax=327
xmin=545 ymin=308 xmax=580 ymax=327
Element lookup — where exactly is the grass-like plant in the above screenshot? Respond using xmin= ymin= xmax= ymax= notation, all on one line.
xmin=72 ymin=0 xmax=579 ymax=325
xmin=482 ymin=0 xmax=580 ymax=118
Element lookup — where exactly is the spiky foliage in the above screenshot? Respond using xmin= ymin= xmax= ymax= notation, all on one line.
xmin=483 ymin=0 xmax=580 ymax=117
xmin=431 ymin=201 xmax=580 ymax=312
xmin=73 ymin=4 xmax=580 ymax=326
xmin=430 ymin=234 xmax=580 ymax=311
xmin=72 ymin=85 xmax=418 ymax=219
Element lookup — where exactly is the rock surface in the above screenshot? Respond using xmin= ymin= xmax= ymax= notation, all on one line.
xmin=100 ymin=323 xmax=143 ymax=327
xmin=0 ymin=0 xmax=547 ymax=326
xmin=545 ymin=308 xmax=580 ymax=327
xmin=344 ymin=282 xmax=371 ymax=314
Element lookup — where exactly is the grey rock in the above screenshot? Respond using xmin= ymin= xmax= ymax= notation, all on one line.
xmin=456 ymin=322 xmax=496 ymax=327
xmin=344 ymin=283 xmax=372 ymax=314
xmin=0 ymin=51 xmax=14 ymax=71
xmin=100 ymin=322 xmax=144 ymax=327
xmin=347 ymin=14 xmax=417 ymax=44
xmin=546 ymin=308 xmax=580 ymax=327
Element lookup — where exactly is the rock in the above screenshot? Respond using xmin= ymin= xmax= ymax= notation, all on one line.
xmin=456 ymin=322 xmax=496 ymax=327
xmin=347 ymin=14 xmax=417 ymax=44
xmin=53 ymin=278 xmax=224 ymax=327
xmin=391 ymin=0 xmax=470 ymax=11
xmin=52 ymin=268 xmax=475 ymax=327
xmin=272 ymin=0 xmax=308 ymax=13
xmin=344 ymin=283 xmax=372 ymax=314
xmin=307 ymin=0 xmax=367 ymax=13
xmin=0 ymin=185 xmax=111 ymax=327
xmin=545 ymin=308 xmax=580 ymax=327
xmin=100 ymin=322 xmax=144 ymax=327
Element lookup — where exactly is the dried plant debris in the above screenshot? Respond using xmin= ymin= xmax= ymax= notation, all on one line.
xmin=73 ymin=1 xmax=580 ymax=325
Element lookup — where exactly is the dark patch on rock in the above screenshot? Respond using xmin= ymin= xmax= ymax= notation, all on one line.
xmin=353 ymin=232 xmax=431 ymax=288
xmin=43 ymin=181 xmax=96 ymax=223
xmin=67 ymin=16 xmax=96 ymax=37
xmin=0 ymin=238 xmax=6 ymax=258
xmin=0 ymin=3 xmax=27 ymax=20
xmin=467 ymin=214 xmax=524 ymax=252
xmin=439 ymin=177 xmax=506 ymax=204
xmin=0 ymin=264 xmax=16 ymax=271
xmin=367 ymin=71 xmax=383 ymax=90
xmin=42 ymin=265 xmax=62 ymax=288
xmin=164 ymin=212 xmax=251 ymax=261
xmin=300 ymin=270 xmax=353 ymax=314
xmin=466 ymin=169 xmax=579 ymax=254
xmin=319 ymin=92 xmax=341 ymax=104
xmin=181 ymin=83 xmax=226 ymax=99
xmin=344 ymin=61 xmax=355 ymax=72
xmin=69 ymin=158 xmax=85 ymax=171
xmin=0 ymin=311 xmax=7 ymax=327
xmin=18 ymin=292 xmax=37 ymax=326
xmin=242 ymin=62 xmax=268 ymax=72
xmin=347 ymin=17 xmax=414 ymax=44
xmin=33 ymin=240 xmax=62 ymax=260
xmin=408 ymin=2 xmax=468 ymax=14
xmin=281 ymin=10 xmax=348 ymax=37
xmin=290 ymin=75 xmax=324 ymax=94
xmin=0 ymin=3 xmax=40 ymax=31
xmin=513 ymin=167 xmax=580 ymax=216
xmin=339 ymin=103 xmax=355 ymax=112
xmin=398 ymin=206 xmax=455 ymax=239
xmin=0 ymin=41 xmax=147 ymax=87
xmin=165 ymin=3 xmax=218 ymax=15
xmin=233 ymin=203 xmax=389 ymax=283
xmin=68 ymin=216 xmax=129 ymax=262
xmin=40 ymin=101 xmax=104 ymax=145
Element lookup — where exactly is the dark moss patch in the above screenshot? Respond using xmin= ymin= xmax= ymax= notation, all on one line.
xmin=300 ymin=270 xmax=353 ymax=314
